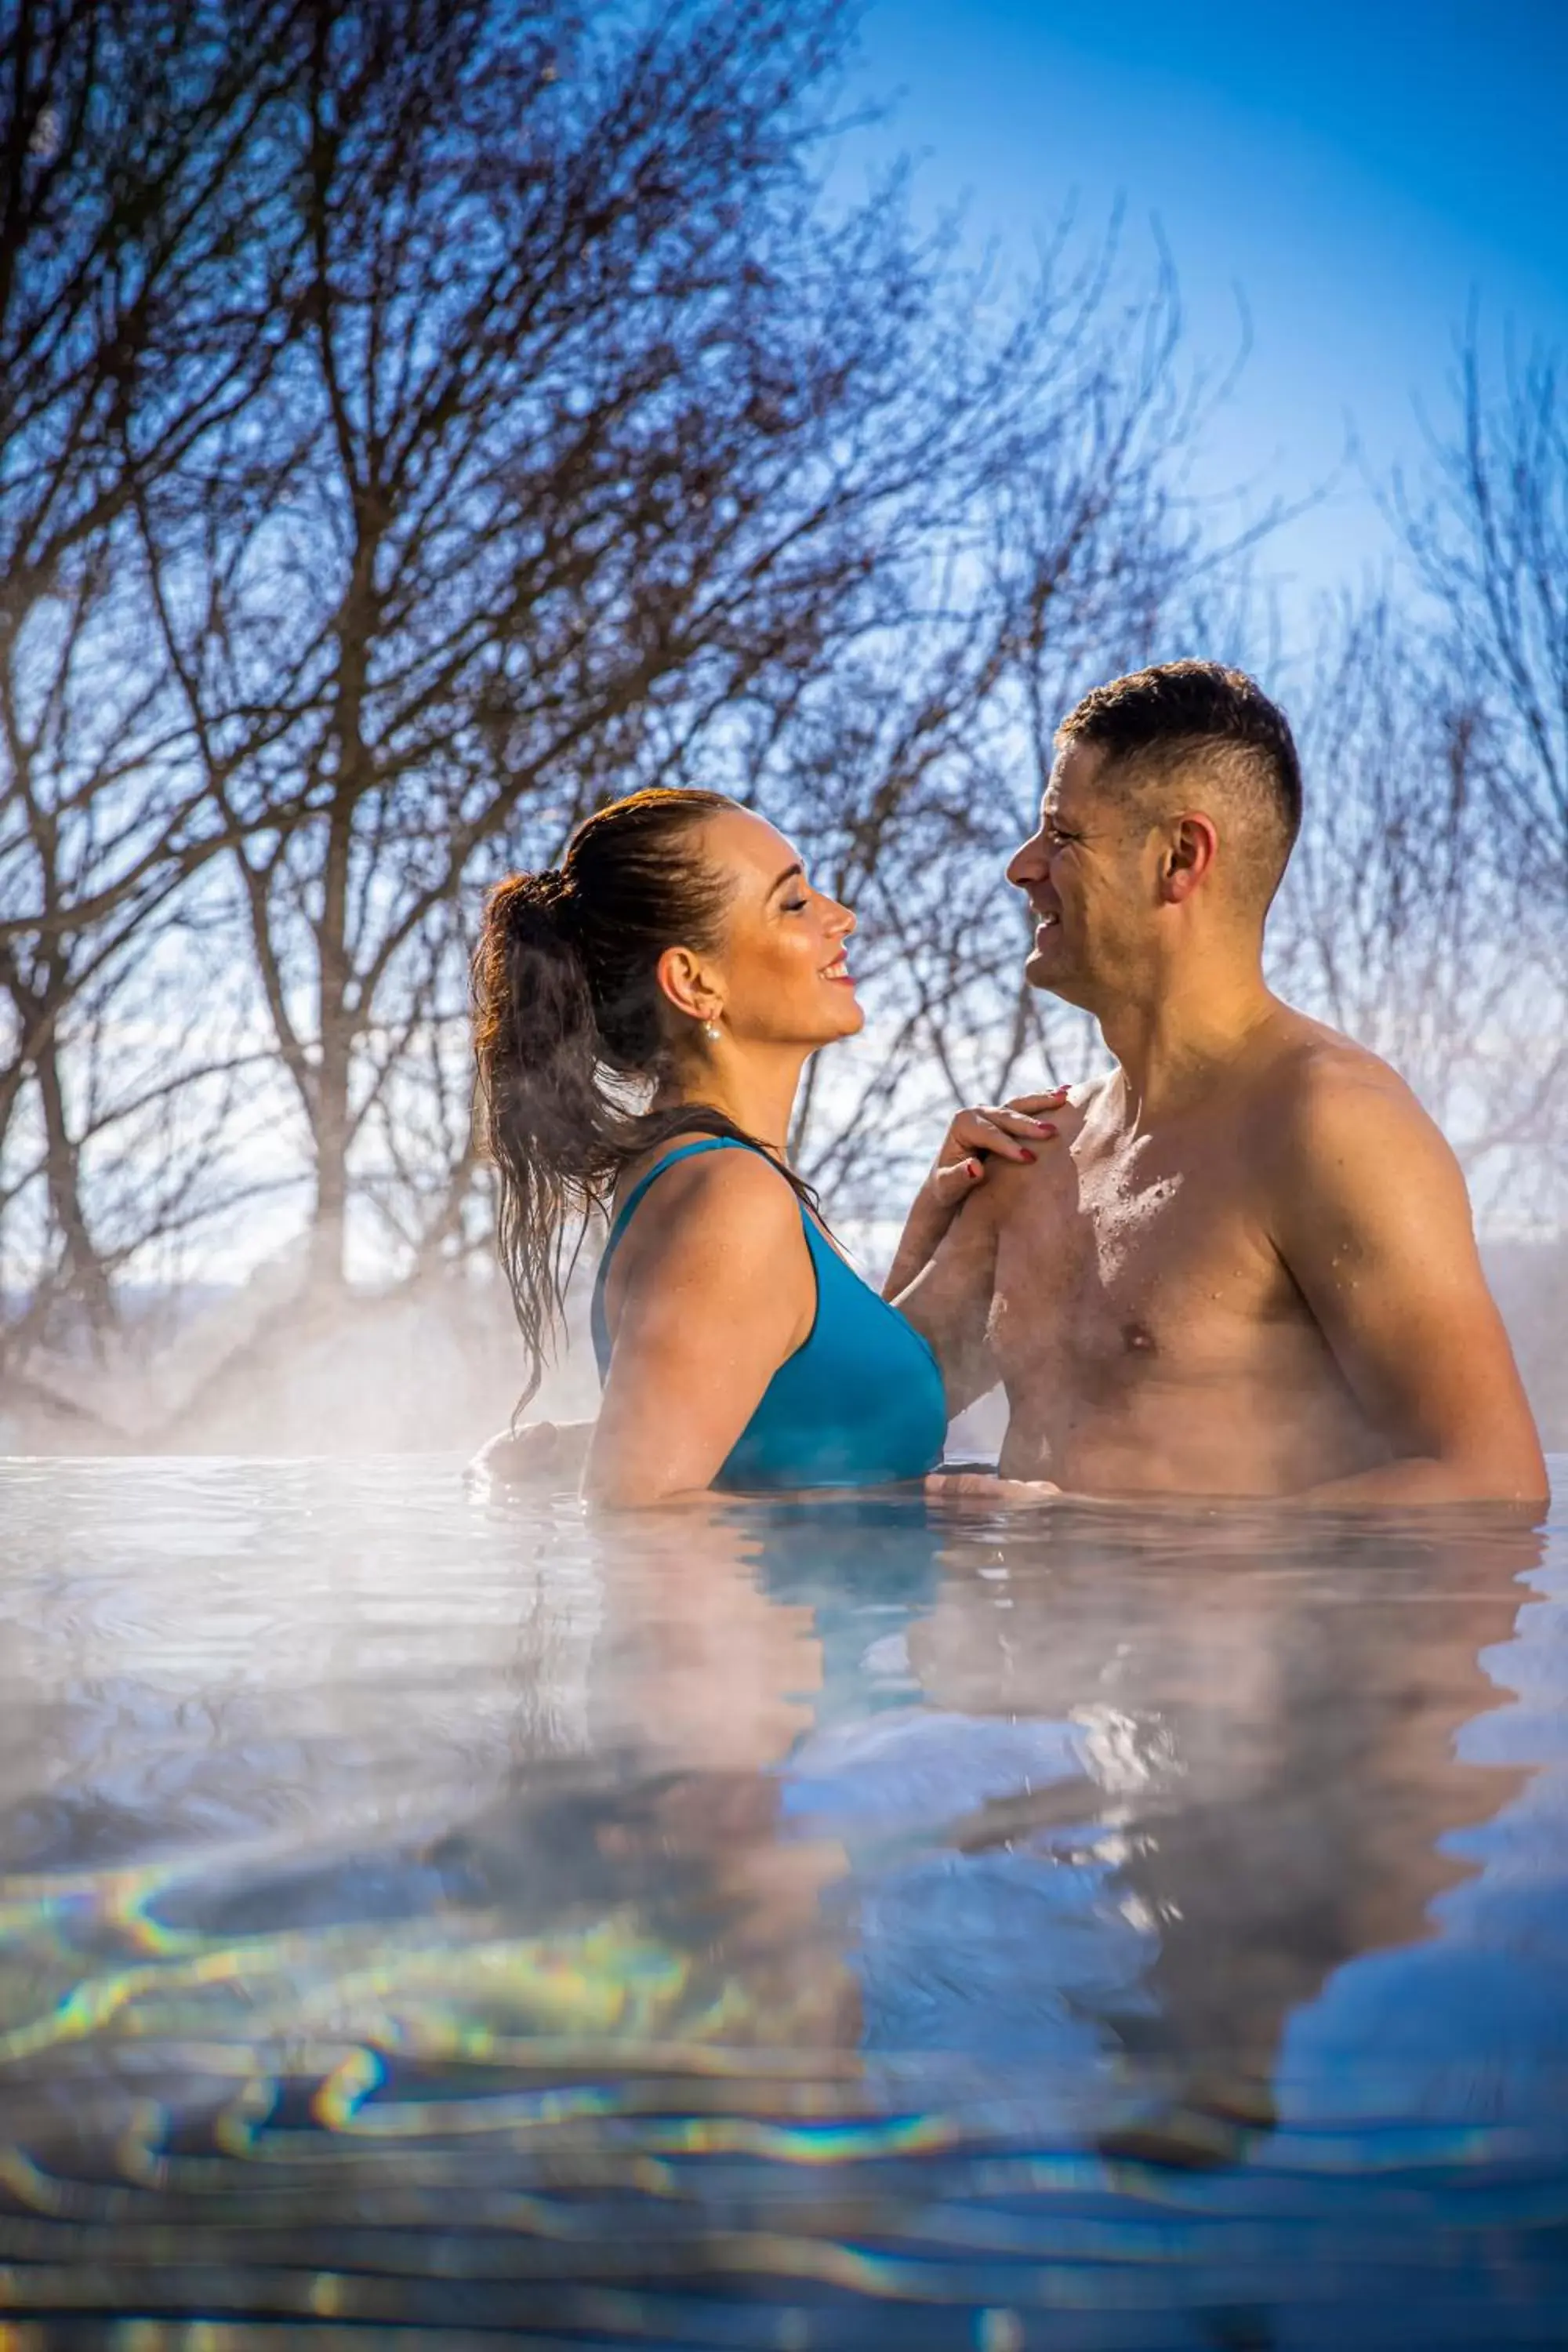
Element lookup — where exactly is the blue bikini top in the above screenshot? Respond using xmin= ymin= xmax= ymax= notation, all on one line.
xmin=589 ymin=1138 xmax=948 ymax=1493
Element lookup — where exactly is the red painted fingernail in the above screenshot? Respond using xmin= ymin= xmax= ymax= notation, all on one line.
xmin=966 ymin=1160 xmax=982 ymax=1178
xmin=1021 ymin=1148 xmax=1038 ymax=1163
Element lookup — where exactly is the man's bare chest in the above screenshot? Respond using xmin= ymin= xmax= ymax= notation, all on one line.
xmin=989 ymin=1130 xmax=1297 ymax=1391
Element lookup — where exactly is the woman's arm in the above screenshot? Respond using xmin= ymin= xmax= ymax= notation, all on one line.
xmin=584 ymin=1152 xmax=815 ymax=1509
xmin=882 ymin=1091 xmax=1067 ymax=1301
xmin=894 ymin=1188 xmax=1004 ymax=1417
xmin=883 ymin=1089 xmax=1067 ymax=1417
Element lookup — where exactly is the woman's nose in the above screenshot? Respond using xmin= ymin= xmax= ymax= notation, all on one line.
xmin=831 ymin=898 xmax=855 ymax=937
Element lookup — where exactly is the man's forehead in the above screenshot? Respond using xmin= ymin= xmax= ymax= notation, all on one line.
xmin=1043 ymin=741 xmax=1105 ymax=821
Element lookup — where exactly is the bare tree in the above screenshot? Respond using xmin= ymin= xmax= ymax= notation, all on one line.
xmin=129 ymin=0 xmax=899 ymax=1291
xmin=0 ymin=0 xmax=1270 ymax=1443
xmin=1389 ymin=322 xmax=1568 ymax=1220
xmin=1271 ymin=593 xmax=1565 ymax=1227
xmin=1403 ymin=324 xmax=1568 ymax=887
xmin=126 ymin=0 xmax=1225 ymax=1291
xmin=769 ymin=248 xmax=1219 ymax=1209
xmin=0 ymin=0 xmax=313 ymax=1379
xmin=0 ymin=577 xmax=274 ymax=1377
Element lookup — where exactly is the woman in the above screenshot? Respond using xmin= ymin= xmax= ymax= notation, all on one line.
xmin=472 ymin=787 xmax=1061 ymax=1508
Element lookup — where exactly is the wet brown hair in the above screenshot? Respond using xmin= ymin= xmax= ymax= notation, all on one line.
xmin=472 ymin=787 xmax=815 ymax=1410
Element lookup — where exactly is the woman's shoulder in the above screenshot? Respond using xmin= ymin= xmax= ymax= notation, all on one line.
xmin=616 ymin=1135 xmax=804 ymax=1249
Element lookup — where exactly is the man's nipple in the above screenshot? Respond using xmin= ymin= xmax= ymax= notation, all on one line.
xmin=1121 ymin=1319 xmax=1156 ymax=1356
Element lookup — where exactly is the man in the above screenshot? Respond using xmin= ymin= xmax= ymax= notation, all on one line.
xmin=892 ymin=659 xmax=1546 ymax=1505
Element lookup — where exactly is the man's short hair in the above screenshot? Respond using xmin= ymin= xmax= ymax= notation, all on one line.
xmin=1056 ymin=661 xmax=1303 ymax=906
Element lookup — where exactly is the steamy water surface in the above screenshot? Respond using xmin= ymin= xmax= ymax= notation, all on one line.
xmin=2 ymin=1456 xmax=1567 ymax=2346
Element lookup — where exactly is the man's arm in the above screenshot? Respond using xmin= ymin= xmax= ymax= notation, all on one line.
xmin=1272 ymin=1060 xmax=1548 ymax=1508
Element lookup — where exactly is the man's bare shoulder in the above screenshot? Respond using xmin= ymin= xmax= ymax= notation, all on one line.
xmin=1250 ymin=1012 xmax=1465 ymax=1213
xmin=1062 ymin=1073 xmax=1116 ymax=1123
xmin=1251 ymin=1008 xmax=1419 ymax=1120
xmin=1000 ymin=1074 xmax=1109 ymax=1148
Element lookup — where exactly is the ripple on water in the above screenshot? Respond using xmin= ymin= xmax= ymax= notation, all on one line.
xmin=0 ymin=1458 xmax=1564 ymax=2343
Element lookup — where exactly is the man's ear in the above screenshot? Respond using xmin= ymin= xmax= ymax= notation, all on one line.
xmin=655 ymin=943 xmax=717 ymax=1023
xmin=1160 ymin=812 xmax=1219 ymax=903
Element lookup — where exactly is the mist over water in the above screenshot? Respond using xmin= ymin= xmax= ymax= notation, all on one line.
xmin=2 ymin=1456 xmax=1566 ymax=2340
xmin=11 ymin=1216 xmax=1564 ymax=1463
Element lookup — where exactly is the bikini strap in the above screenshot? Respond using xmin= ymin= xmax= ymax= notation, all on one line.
xmin=597 ymin=1137 xmax=769 ymax=1289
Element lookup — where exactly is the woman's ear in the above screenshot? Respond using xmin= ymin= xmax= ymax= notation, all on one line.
xmin=654 ymin=944 xmax=718 ymax=1025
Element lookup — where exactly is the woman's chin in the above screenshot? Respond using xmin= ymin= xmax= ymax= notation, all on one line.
xmin=789 ymin=991 xmax=864 ymax=1047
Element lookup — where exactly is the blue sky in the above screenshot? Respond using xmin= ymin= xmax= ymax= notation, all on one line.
xmin=846 ymin=0 xmax=1568 ymax=615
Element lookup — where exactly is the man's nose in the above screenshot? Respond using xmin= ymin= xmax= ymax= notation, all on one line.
xmin=1007 ymin=833 xmax=1045 ymax=888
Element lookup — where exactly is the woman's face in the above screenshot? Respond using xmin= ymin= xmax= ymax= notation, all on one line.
xmin=695 ymin=808 xmax=862 ymax=1048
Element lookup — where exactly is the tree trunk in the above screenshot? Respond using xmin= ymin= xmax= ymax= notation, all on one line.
xmin=32 ymin=1020 xmax=117 ymax=1338
xmin=308 ymin=824 xmax=355 ymax=1298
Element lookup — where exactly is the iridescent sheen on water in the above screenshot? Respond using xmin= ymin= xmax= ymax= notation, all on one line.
xmin=2 ymin=1457 xmax=1566 ymax=2346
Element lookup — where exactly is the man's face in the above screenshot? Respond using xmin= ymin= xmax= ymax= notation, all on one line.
xmin=1006 ymin=743 xmax=1150 ymax=1007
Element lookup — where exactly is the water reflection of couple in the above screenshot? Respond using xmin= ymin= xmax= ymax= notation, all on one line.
xmin=473 ymin=660 xmax=1544 ymax=1511
xmin=533 ymin=1501 xmax=1543 ymax=2153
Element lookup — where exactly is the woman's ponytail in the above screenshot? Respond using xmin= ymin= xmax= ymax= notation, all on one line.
xmin=473 ymin=868 xmax=612 ymax=1409
xmin=474 ymin=789 xmax=813 ymax=1415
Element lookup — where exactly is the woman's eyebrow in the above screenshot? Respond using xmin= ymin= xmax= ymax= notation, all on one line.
xmin=768 ymin=861 xmax=804 ymax=898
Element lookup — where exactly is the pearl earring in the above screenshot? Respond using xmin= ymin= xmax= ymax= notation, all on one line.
xmin=703 ymin=1020 xmax=722 ymax=1043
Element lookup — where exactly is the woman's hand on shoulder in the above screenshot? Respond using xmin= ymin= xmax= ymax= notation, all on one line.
xmin=883 ymin=1085 xmax=1077 ymax=1316
xmin=926 ymin=1087 xmax=1073 ymax=1211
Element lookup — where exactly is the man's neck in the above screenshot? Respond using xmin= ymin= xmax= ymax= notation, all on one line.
xmin=1096 ymin=945 xmax=1280 ymax=1125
